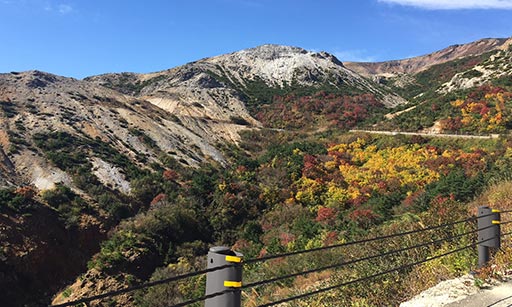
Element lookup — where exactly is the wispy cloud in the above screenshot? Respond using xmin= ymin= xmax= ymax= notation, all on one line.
xmin=332 ymin=50 xmax=378 ymax=63
xmin=57 ymin=4 xmax=73 ymax=14
xmin=5 ymin=1 xmax=76 ymax=15
xmin=378 ymin=0 xmax=512 ymax=10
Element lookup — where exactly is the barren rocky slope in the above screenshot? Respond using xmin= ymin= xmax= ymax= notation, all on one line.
xmin=0 ymin=69 xmax=232 ymax=181
xmin=87 ymin=44 xmax=407 ymax=108
xmin=345 ymin=38 xmax=512 ymax=78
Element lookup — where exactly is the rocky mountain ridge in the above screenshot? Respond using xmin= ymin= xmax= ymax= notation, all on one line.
xmin=345 ymin=37 xmax=512 ymax=77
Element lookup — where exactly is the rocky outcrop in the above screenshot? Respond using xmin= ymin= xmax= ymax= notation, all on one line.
xmin=0 ymin=147 xmax=15 ymax=188
xmin=438 ymin=47 xmax=512 ymax=93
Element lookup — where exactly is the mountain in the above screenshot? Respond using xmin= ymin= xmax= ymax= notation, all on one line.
xmin=344 ymin=38 xmax=512 ymax=77
xmin=1 ymin=38 xmax=512 ymax=306
xmin=0 ymin=45 xmax=407 ymax=189
xmin=86 ymin=44 xmax=405 ymax=107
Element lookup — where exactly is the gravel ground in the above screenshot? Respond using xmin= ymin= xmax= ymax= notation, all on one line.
xmin=400 ymin=275 xmax=480 ymax=307
xmin=400 ymin=274 xmax=512 ymax=307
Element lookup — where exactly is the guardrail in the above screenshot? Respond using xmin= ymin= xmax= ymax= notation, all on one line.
xmin=51 ymin=206 xmax=512 ymax=307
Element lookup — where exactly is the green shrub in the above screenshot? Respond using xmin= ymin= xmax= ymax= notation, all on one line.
xmin=41 ymin=185 xmax=86 ymax=228
xmin=0 ymin=188 xmax=33 ymax=213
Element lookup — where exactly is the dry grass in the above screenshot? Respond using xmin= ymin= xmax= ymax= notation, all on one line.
xmin=469 ymin=181 xmax=512 ymax=280
xmin=469 ymin=180 xmax=512 ymax=212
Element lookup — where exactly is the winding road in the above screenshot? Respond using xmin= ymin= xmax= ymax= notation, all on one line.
xmin=349 ymin=129 xmax=501 ymax=139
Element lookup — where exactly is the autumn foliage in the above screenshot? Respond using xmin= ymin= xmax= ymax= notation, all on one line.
xmin=255 ymin=91 xmax=384 ymax=130
xmin=441 ymin=85 xmax=512 ymax=133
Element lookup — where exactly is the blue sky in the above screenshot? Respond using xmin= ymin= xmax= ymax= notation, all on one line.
xmin=1 ymin=0 xmax=511 ymax=79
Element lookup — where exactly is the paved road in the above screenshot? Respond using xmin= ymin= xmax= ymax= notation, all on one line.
xmin=445 ymin=282 xmax=512 ymax=307
xmin=349 ymin=130 xmax=500 ymax=139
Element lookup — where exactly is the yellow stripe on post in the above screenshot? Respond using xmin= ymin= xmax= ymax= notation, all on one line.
xmin=225 ymin=255 xmax=242 ymax=263
xmin=224 ymin=281 xmax=242 ymax=288
xmin=492 ymin=220 xmax=500 ymax=225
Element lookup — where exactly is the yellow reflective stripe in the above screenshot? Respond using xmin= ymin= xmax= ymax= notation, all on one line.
xmin=492 ymin=209 xmax=501 ymax=213
xmin=224 ymin=281 xmax=242 ymax=288
xmin=492 ymin=220 xmax=501 ymax=225
xmin=225 ymin=255 xmax=242 ymax=263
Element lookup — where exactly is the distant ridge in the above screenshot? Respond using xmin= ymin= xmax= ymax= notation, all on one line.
xmin=344 ymin=37 xmax=511 ymax=77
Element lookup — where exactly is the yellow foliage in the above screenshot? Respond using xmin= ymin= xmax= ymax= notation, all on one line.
xmin=325 ymin=184 xmax=349 ymax=206
xmin=451 ymin=99 xmax=464 ymax=107
xmin=295 ymin=177 xmax=325 ymax=207
xmin=336 ymin=144 xmax=440 ymax=190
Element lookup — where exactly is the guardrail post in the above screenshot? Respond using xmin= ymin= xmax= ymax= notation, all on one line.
xmin=205 ymin=246 xmax=243 ymax=307
xmin=477 ymin=206 xmax=501 ymax=268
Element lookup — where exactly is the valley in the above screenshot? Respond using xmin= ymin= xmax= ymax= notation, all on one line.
xmin=1 ymin=37 xmax=512 ymax=307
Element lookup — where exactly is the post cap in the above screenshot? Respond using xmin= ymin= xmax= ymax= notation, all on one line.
xmin=209 ymin=246 xmax=236 ymax=255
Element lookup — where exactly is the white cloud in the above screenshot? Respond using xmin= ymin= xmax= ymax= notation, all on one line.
xmin=378 ymin=0 xmax=512 ymax=9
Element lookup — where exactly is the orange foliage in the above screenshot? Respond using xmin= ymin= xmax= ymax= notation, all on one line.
xmin=150 ymin=193 xmax=166 ymax=206
xmin=163 ymin=169 xmax=179 ymax=181
xmin=445 ymin=85 xmax=512 ymax=133
xmin=15 ymin=186 xmax=36 ymax=199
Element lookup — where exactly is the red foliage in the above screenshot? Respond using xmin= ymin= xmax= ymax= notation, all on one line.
xmin=350 ymin=194 xmax=369 ymax=207
xmin=348 ymin=209 xmax=380 ymax=228
xmin=258 ymin=248 xmax=268 ymax=258
xmin=323 ymin=231 xmax=338 ymax=246
xmin=303 ymin=154 xmax=326 ymax=178
xmin=232 ymin=239 xmax=251 ymax=251
xmin=163 ymin=169 xmax=179 ymax=181
xmin=439 ymin=117 xmax=463 ymax=132
xmin=150 ymin=193 xmax=166 ymax=206
xmin=255 ymin=91 xmax=384 ymax=130
xmin=315 ymin=206 xmax=338 ymax=225
xmin=15 ymin=186 xmax=36 ymax=199
xmin=423 ymin=156 xmax=455 ymax=175
xmin=236 ymin=165 xmax=248 ymax=173
xmin=279 ymin=232 xmax=296 ymax=246
xmin=402 ymin=190 xmax=424 ymax=208
xmin=430 ymin=194 xmax=455 ymax=217
xmin=261 ymin=220 xmax=274 ymax=232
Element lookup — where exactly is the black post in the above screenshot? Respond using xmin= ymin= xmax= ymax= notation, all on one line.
xmin=477 ymin=206 xmax=500 ymax=268
xmin=205 ymin=246 xmax=243 ymax=307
